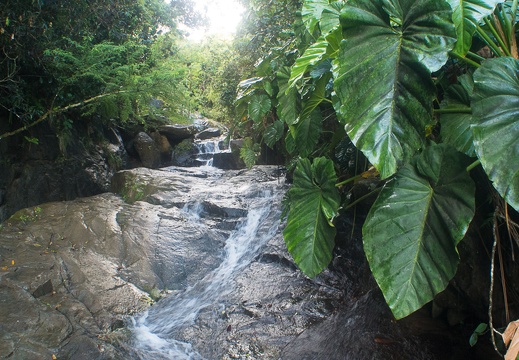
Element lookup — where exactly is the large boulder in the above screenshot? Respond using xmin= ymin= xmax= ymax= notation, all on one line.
xmin=212 ymin=139 xmax=246 ymax=170
xmin=158 ymin=124 xmax=198 ymax=142
xmin=0 ymin=119 xmax=128 ymax=223
xmin=134 ymin=132 xmax=161 ymax=168
xmin=195 ymin=127 xmax=221 ymax=140
xmin=150 ymin=131 xmax=173 ymax=164
xmin=171 ymin=138 xmax=198 ymax=167
xmin=212 ymin=152 xmax=246 ymax=170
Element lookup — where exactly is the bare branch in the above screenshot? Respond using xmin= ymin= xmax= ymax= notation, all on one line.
xmin=0 ymin=90 xmax=128 ymax=140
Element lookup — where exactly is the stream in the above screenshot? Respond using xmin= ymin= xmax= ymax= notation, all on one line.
xmin=0 ymin=136 xmax=498 ymax=359
xmin=129 ymin=187 xmax=281 ymax=359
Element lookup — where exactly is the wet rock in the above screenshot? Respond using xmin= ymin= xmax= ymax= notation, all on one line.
xmin=195 ymin=128 xmax=221 ymax=140
xmin=213 ymin=152 xmax=246 ymax=170
xmin=134 ymin=132 xmax=160 ymax=169
xmin=171 ymin=138 xmax=198 ymax=167
xmin=32 ymin=279 xmax=54 ymax=298
xmin=0 ymin=166 xmax=284 ymax=358
xmin=150 ymin=131 xmax=173 ymax=164
xmin=158 ymin=124 xmax=198 ymax=142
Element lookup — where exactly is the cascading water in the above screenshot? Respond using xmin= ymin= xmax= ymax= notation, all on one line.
xmin=194 ymin=139 xmax=228 ymax=167
xmin=128 ymin=186 xmax=282 ymax=359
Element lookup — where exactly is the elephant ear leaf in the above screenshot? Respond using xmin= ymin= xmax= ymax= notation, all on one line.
xmin=472 ymin=57 xmax=519 ymax=212
xmin=277 ymin=67 xmax=300 ymax=126
xmin=248 ymin=94 xmax=271 ymax=123
xmin=333 ymin=0 xmax=456 ymax=179
xmin=283 ymin=157 xmax=340 ymax=278
xmin=440 ymin=73 xmax=476 ymax=157
xmin=363 ymin=144 xmax=475 ymax=319
xmin=263 ymin=120 xmax=284 ymax=149
xmin=448 ymin=0 xmax=501 ymax=56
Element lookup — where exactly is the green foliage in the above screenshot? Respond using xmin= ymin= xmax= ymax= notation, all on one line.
xmin=448 ymin=0 xmax=501 ymax=56
xmin=334 ymin=0 xmax=456 ymax=179
xmin=469 ymin=323 xmax=489 ymax=347
xmin=363 ymin=144 xmax=475 ymax=319
xmin=174 ymin=38 xmax=242 ymax=122
xmin=239 ymin=138 xmax=259 ymax=168
xmin=0 ymin=0 xmax=199 ymax=140
xmin=277 ymin=67 xmax=300 ymax=126
xmin=237 ymin=0 xmax=519 ymax=322
xmin=263 ymin=120 xmax=284 ymax=149
xmin=439 ymin=73 xmax=476 ymax=157
xmin=471 ymin=57 xmax=519 ymax=210
xmin=248 ymin=95 xmax=271 ymax=123
xmin=283 ymin=157 xmax=340 ymax=277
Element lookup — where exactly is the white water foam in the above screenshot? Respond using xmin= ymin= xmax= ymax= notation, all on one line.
xmin=129 ymin=188 xmax=280 ymax=359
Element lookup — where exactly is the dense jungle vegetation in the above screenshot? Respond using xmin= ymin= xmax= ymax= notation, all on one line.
xmin=2 ymin=0 xmax=519 ymax=357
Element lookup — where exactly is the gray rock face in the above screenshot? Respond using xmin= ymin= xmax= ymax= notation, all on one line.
xmin=0 ymin=165 xmax=489 ymax=360
xmin=150 ymin=131 xmax=173 ymax=164
xmin=212 ymin=152 xmax=246 ymax=170
xmin=133 ymin=132 xmax=161 ymax=168
xmin=0 ymin=146 xmax=118 ymax=223
xmin=158 ymin=124 xmax=198 ymax=142
xmin=195 ymin=127 xmax=221 ymax=140
xmin=171 ymin=138 xmax=198 ymax=167
xmin=0 ymin=166 xmax=285 ymax=358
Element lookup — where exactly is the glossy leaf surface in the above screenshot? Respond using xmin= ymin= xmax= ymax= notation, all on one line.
xmin=334 ymin=0 xmax=456 ymax=178
xmin=284 ymin=157 xmax=340 ymax=278
xmin=472 ymin=57 xmax=519 ymax=211
xmin=440 ymin=73 xmax=476 ymax=157
xmin=363 ymin=144 xmax=475 ymax=319
xmin=448 ymin=0 xmax=501 ymax=56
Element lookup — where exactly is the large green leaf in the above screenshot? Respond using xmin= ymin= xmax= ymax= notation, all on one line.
xmin=448 ymin=0 xmax=501 ymax=56
xmin=236 ymin=77 xmax=263 ymax=103
xmin=472 ymin=57 xmax=519 ymax=211
xmin=302 ymin=0 xmax=331 ymax=33
xmin=277 ymin=67 xmax=300 ymax=125
xmin=320 ymin=1 xmax=346 ymax=34
xmin=363 ymin=144 xmax=475 ymax=319
xmin=248 ymin=94 xmax=271 ymax=123
xmin=284 ymin=157 xmax=340 ymax=278
xmin=333 ymin=0 xmax=456 ymax=179
xmin=289 ymin=38 xmax=329 ymax=89
xmin=263 ymin=120 xmax=284 ymax=149
xmin=440 ymin=73 xmax=476 ymax=157
xmin=300 ymin=73 xmax=331 ymax=120
xmin=292 ymin=109 xmax=323 ymax=157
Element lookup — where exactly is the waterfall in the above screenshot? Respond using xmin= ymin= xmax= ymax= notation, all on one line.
xmin=128 ymin=188 xmax=281 ymax=359
xmin=194 ymin=139 xmax=228 ymax=167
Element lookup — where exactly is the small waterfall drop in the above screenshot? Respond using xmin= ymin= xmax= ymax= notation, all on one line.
xmin=128 ymin=187 xmax=281 ymax=359
xmin=194 ymin=139 xmax=228 ymax=167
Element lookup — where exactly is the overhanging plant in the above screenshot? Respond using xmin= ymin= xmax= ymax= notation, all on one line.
xmin=243 ymin=0 xmax=519 ymax=324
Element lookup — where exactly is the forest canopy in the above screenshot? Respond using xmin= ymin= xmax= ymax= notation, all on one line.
xmin=0 ymin=0 xmax=207 ymax=140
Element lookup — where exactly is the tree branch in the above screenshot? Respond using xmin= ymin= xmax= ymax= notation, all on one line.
xmin=0 ymin=91 xmax=128 ymax=140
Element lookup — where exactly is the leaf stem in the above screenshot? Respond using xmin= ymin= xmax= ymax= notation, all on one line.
xmin=343 ymin=187 xmax=381 ymax=211
xmin=476 ymin=26 xmax=505 ymax=57
xmin=434 ymin=107 xmax=472 ymax=114
xmin=484 ymin=17 xmax=511 ymax=57
xmin=449 ymin=51 xmax=480 ymax=68
xmin=336 ymin=174 xmax=363 ymax=187
xmin=466 ymin=51 xmax=486 ymax=62
xmin=466 ymin=159 xmax=481 ymax=172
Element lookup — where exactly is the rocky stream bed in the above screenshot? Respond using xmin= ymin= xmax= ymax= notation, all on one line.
xmin=0 ymin=165 xmax=499 ymax=359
